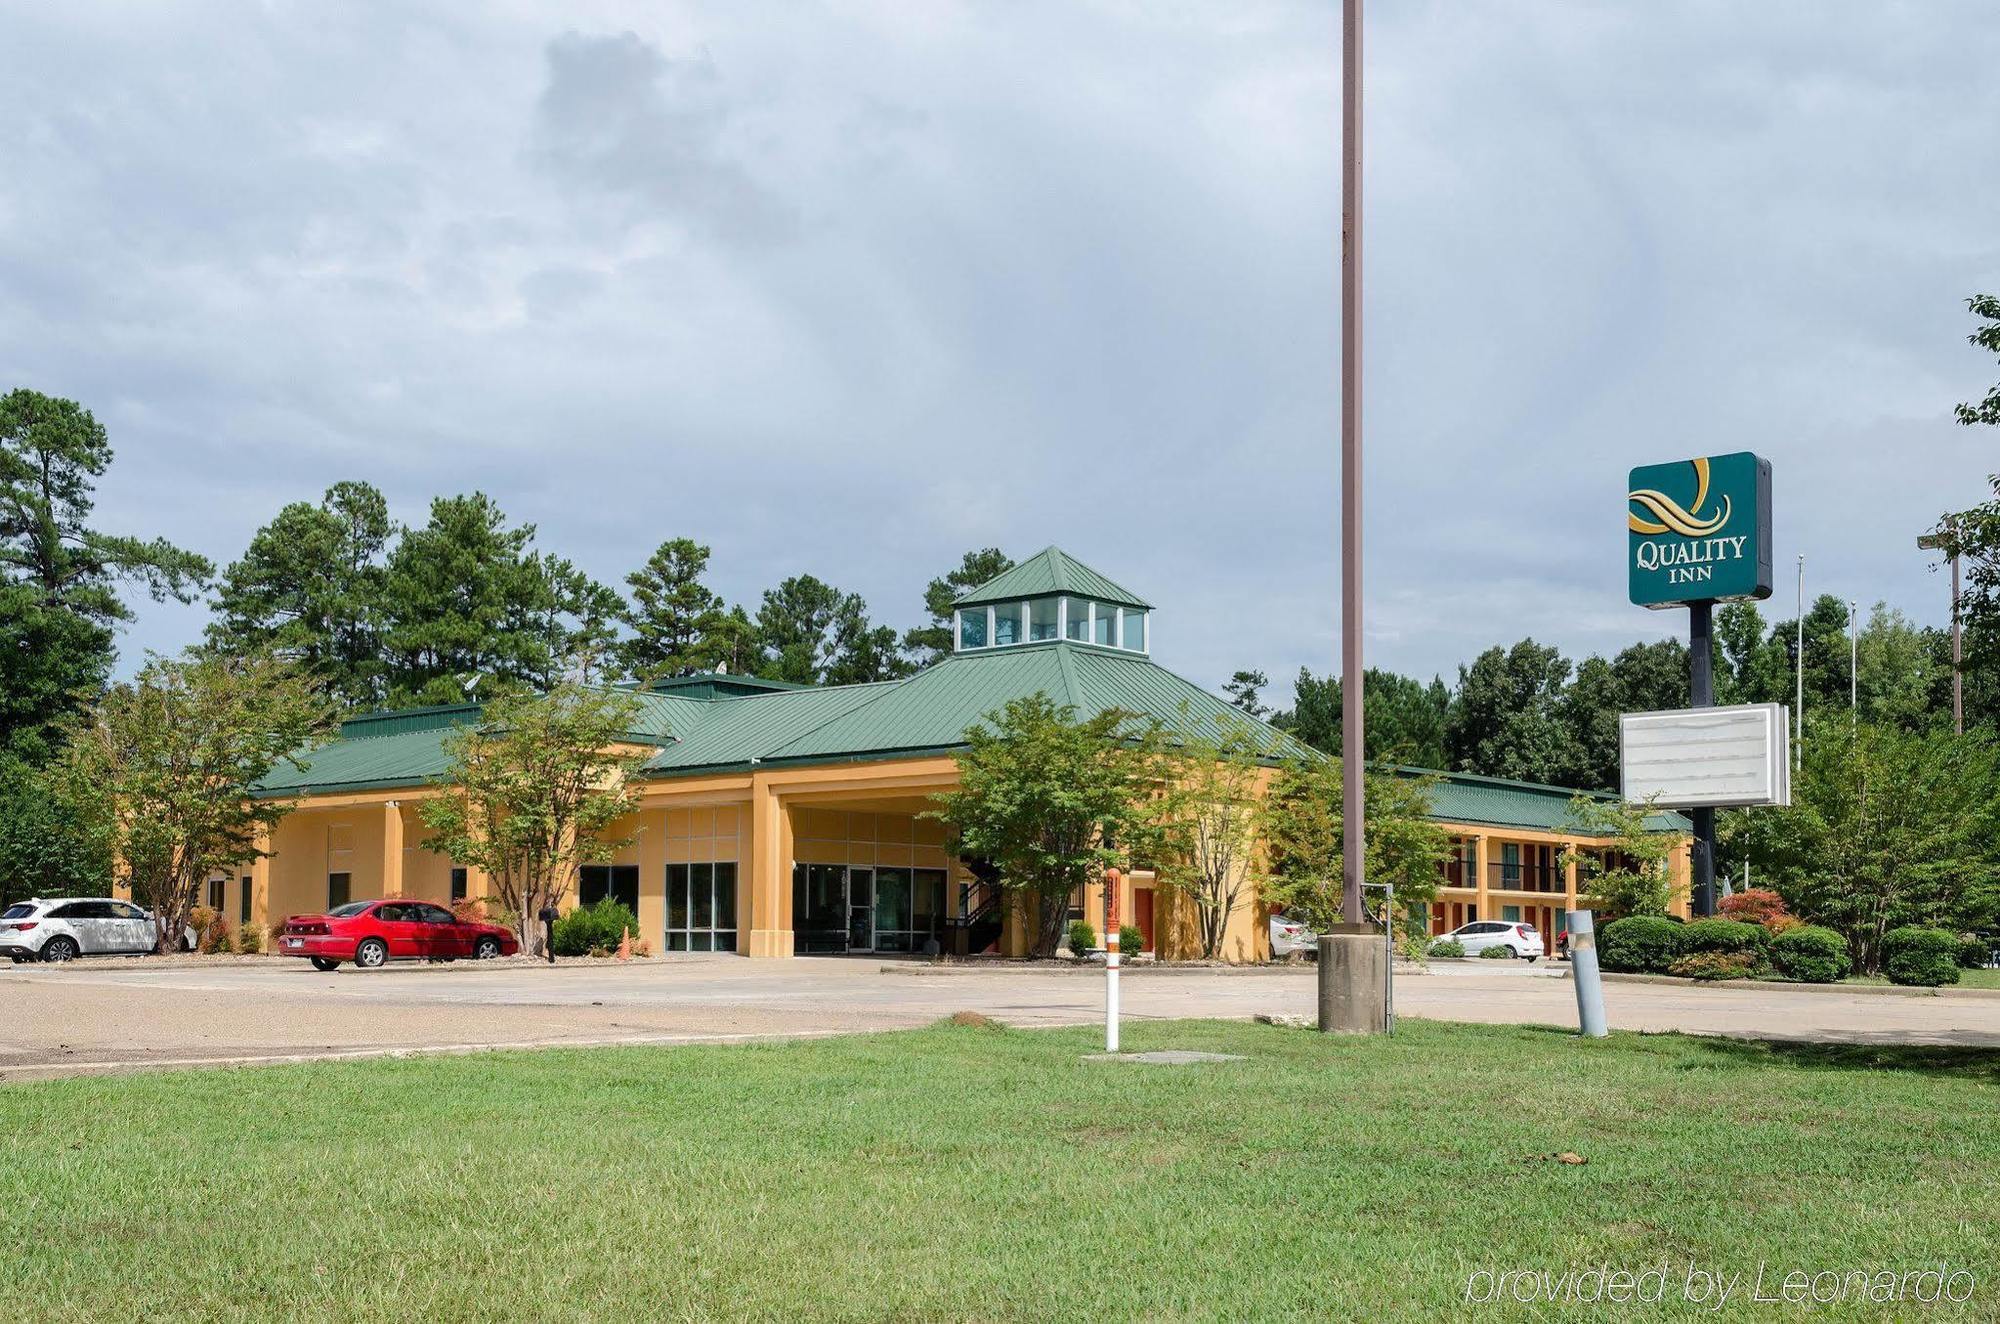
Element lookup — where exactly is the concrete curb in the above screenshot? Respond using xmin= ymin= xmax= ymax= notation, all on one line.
xmin=1599 ymin=971 xmax=2000 ymax=999
xmin=879 ymin=961 xmax=1428 ymax=978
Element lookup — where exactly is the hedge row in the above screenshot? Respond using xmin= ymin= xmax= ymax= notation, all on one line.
xmin=1597 ymin=916 xmax=1852 ymax=983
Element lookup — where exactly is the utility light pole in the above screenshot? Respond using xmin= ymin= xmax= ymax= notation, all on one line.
xmin=1794 ymin=555 xmax=1804 ymax=766
xmin=1848 ymin=598 xmax=1858 ymax=722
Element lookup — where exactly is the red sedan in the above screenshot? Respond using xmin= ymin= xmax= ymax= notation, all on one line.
xmin=277 ymin=900 xmax=518 ymax=971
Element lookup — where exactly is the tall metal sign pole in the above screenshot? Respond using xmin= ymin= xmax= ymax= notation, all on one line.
xmin=1628 ymin=452 xmax=1773 ymax=920
xmin=1340 ymin=0 xmax=1365 ymax=931
xmin=1317 ymin=0 xmax=1388 ymax=1035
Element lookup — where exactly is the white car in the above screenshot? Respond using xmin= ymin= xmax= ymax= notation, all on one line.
xmin=1270 ymin=913 xmax=1318 ymax=959
xmin=1438 ymin=919 xmax=1544 ymax=961
xmin=0 ymin=897 xmax=188 ymax=963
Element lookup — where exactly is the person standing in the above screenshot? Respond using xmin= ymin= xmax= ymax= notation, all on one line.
xmin=537 ymin=903 xmax=558 ymax=964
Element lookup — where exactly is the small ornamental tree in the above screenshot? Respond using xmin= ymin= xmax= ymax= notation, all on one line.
xmin=928 ymin=695 xmax=1160 ymax=958
xmin=1560 ymin=793 xmax=1680 ymax=918
xmin=54 ymin=648 xmax=336 ymax=953
xmin=419 ymin=672 xmax=644 ymax=959
xmin=1145 ymin=712 xmax=1273 ymax=960
xmin=1258 ymin=759 xmax=1450 ymax=934
xmin=1717 ymin=887 xmax=1797 ymax=933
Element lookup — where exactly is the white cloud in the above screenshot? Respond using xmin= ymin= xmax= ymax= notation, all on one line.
xmin=0 ymin=0 xmax=1995 ymax=704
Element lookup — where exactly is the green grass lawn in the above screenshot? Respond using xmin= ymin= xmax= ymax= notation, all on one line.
xmin=2 ymin=1020 xmax=1996 ymax=1322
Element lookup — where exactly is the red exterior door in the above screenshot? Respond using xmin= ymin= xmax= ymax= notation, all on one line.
xmin=1134 ymin=889 xmax=1155 ymax=953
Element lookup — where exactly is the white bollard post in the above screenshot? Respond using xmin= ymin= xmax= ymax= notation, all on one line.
xmin=1104 ymin=866 xmax=1122 ymax=1054
xmin=1106 ymin=927 xmax=1120 ymax=1053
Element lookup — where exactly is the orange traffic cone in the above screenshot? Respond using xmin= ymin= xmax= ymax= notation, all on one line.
xmin=618 ymin=926 xmax=632 ymax=962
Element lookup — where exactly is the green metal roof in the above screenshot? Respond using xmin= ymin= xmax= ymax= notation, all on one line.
xmin=952 ymin=546 xmax=1151 ymax=610
xmin=1394 ymin=767 xmax=1691 ymax=836
xmin=261 ymin=725 xmax=460 ymax=797
xmin=641 ymin=683 xmax=900 ymax=773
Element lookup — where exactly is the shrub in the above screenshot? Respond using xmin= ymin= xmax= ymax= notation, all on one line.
xmin=1479 ymin=944 xmax=1510 ymax=959
xmin=1117 ymin=923 xmax=1144 ymax=955
xmin=236 ymin=922 xmax=265 ymax=956
xmin=1960 ymin=935 xmax=1994 ymax=970
xmin=1598 ymin=916 xmax=1687 ymax=973
xmin=1883 ymin=927 xmax=1962 ymax=987
xmin=552 ymin=898 xmax=638 ymax=958
xmin=1427 ymin=938 xmax=1465 ymax=959
xmin=1680 ymin=918 xmax=1769 ymax=959
xmin=1067 ymin=920 xmax=1098 ymax=955
xmin=1668 ymin=951 xmax=1757 ymax=981
xmin=1770 ymin=925 xmax=1850 ymax=983
xmin=198 ymin=916 xmax=235 ymax=955
xmin=1717 ymin=888 xmax=1799 ymax=934
xmin=189 ymin=906 xmax=219 ymax=943
xmin=450 ymin=897 xmax=488 ymax=925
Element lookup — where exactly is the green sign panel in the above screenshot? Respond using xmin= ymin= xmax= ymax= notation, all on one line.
xmin=1628 ymin=451 xmax=1772 ymax=608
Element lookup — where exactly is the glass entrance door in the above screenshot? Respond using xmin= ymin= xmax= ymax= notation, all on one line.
xmin=847 ymin=868 xmax=874 ymax=951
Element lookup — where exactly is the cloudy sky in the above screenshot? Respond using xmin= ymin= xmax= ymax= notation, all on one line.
xmin=4 ymin=1 xmax=1998 ymax=703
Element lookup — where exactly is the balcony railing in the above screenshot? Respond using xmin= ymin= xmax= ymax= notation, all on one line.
xmin=1488 ymin=861 xmax=1565 ymax=894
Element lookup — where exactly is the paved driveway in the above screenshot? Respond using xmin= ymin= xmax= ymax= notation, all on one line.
xmin=4 ymin=956 xmax=1996 ymax=1081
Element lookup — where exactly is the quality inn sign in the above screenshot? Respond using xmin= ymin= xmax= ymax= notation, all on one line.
xmin=1628 ymin=452 xmax=1772 ymax=608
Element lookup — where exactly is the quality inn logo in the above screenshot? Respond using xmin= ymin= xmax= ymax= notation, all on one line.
xmin=1626 ymin=452 xmax=1771 ymax=608
xmin=1629 ymin=456 xmax=1730 ymax=538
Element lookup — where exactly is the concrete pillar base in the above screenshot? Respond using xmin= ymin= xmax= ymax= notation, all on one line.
xmin=1317 ymin=931 xmax=1387 ymax=1035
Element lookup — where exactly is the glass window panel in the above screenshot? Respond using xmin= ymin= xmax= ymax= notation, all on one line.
xmin=715 ymin=863 xmax=737 ymax=928
xmin=667 ymin=864 xmax=690 ymax=928
xmin=613 ymin=865 xmax=640 ymax=914
xmin=993 ymin=602 xmax=1022 ymax=646
xmin=1064 ymin=597 xmax=1090 ymax=641
xmin=1092 ymin=606 xmax=1113 ymax=646
xmin=668 ymin=932 xmax=689 ymax=952
xmin=450 ymin=868 xmax=468 ymax=901
xmin=578 ymin=865 xmax=605 ymax=907
xmin=957 ymin=608 xmax=987 ymax=649
xmin=1028 ymin=598 xmax=1058 ymax=641
xmin=1121 ymin=608 xmax=1146 ymax=651
xmin=692 ymin=931 xmax=713 ymax=952
xmin=876 ymin=868 xmax=910 ymax=932
xmin=693 ymin=862 xmax=715 ymax=928
xmin=240 ymin=875 xmax=253 ymax=924
xmin=714 ymin=930 xmax=737 ymax=953
xmin=327 ymin=873 xmax=351 ymax=908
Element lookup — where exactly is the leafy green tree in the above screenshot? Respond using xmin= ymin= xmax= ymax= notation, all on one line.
xmin=206 ymin=481 xmax=392 ymax=710
xmin=1275 ymin=668 xmax=1449 ymax=767
xmin=52 ymin=649 xmax=336 ymax=952
xmin=1558 ymin=795 xmax=1679 ymax=917
xmin=1955 ymin=292 xmax=2000 ymax=428
xmin=1143 ymin=713 xmax=1270 ymax=959
xmin=1258 ymin=759 xmax=1451 ymax=933
xmin=903 ymin=547 xmax=1012 ymax=664
xmin=378 ymin=494 xmax=615 ymax=704
xmin=417 ymin=676 xmax=645 ymax=958
xmin=1223 ymin=669 xmax=1270 ymax=720
xmin=617 ymin=538 xmax=736 ymax=679
xmin=1444 ymin=641 xmax=1577 ymax=784
xmin=754 ymin=574 xmax=910 ymax=685
xmin=0 ymin=762 xmax=112 ymax=905
xmin=0 ymin=389 xmax=211 ymax=764
xmin=928 ymin=695 xmax=1160 ymax=957
xmin=1721 ymin=718 xmax=2000 ymax=972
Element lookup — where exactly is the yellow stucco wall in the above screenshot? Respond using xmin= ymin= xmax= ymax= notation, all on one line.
xmin=249 ymin=757 xmax=1692 ymax=962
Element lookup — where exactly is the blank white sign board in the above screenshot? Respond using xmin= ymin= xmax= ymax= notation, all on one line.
xmin=1619 ymin=703 xmax=1791 ymax=809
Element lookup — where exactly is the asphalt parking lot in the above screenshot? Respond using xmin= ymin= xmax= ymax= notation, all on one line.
xmin=4 ymin=955 xmax=1996 ymax=1081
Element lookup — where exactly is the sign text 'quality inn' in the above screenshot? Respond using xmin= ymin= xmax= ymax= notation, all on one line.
xmin=1627 ymin=452 xmax=1772 ymax=608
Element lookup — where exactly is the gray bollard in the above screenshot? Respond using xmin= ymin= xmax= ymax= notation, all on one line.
xmin=1567 ymin=909 xmax=1607 ymax=1039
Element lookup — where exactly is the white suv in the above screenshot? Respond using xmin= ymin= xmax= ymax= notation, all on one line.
xmin=1439 ymin=919 xmax=1544 ymax=961
xmin=0 ymin=897 xmax=185 ymax=963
